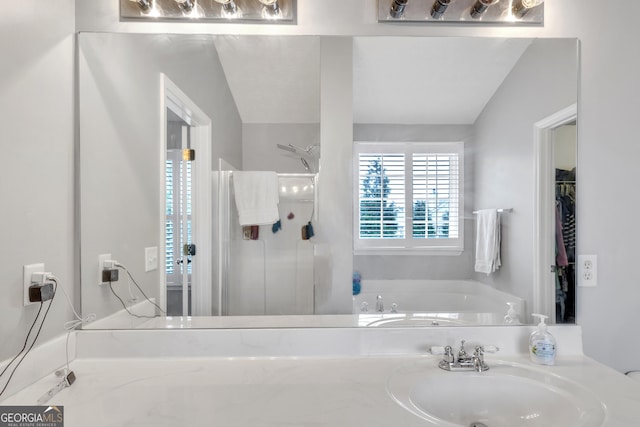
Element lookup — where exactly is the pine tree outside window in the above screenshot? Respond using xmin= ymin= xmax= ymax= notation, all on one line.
xmin=354 ymin=142 xmax=464 ymax=254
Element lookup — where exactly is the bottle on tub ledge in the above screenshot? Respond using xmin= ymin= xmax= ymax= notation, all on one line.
xmin=503 ymin=302 xmax=521 ymax=325
xmin=529 ymin=314 xmax=557 ymax=366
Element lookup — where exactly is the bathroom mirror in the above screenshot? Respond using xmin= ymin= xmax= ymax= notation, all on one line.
xmin=78 ymin=33 xmax=578 ymax=329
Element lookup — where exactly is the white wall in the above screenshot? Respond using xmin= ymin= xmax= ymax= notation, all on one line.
xmin=79 ymin=33 xmax=242 ymax=320
xmin=242 ymin=123 xmax=320 ymax=173
xmin=472 ymin=39 xmax=578 ymax=317
xmin=0 ymin=1 xmax=75 ymax=361
xmin=555 ymin=125 xmax=577 ymax=171
xmin=315 ymin=37 xmax=354 ymax=314
xmin=0 ymin=0 xmax=622 ymax=372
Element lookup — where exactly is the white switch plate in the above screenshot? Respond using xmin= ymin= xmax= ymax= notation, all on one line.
xmin=98 ymin=253 xmax=112 ymax=285
xmin=23 ymin=263 xmax=44 ymax=306
xmin=577 ymin=254 xmax=597 ymax=287
xmin=145 ymin=246 xmax=158 ymax=272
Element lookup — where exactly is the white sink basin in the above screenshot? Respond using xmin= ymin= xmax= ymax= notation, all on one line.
xmin=387 ymin=361 xmax=606 ymax=427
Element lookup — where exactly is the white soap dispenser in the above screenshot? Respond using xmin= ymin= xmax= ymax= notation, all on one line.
xmin=529 ymin=314 xmax=556 ymax=365
xmin=503 ymin=302 xmax=520 ymax=325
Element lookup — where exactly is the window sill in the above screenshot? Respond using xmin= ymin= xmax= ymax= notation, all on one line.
xmin=353 ymin=248 xmax=464 ymax=256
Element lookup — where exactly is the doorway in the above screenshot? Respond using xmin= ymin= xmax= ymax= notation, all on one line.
xmin=533 ymin=104 xmax=577 ymax=323
xmin=160 ymin=75 xmax=212 ymax=316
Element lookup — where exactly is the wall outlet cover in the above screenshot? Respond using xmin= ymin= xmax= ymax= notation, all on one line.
xmin=577 ymin=254 xmax=597 ymax=287
xmin=23 ymin=263 xmax=45 ymax=306
xmin=98 ymin=254 xmax=112 ymax=285
xmin=145 ymin=246 xmax=158 ymax=272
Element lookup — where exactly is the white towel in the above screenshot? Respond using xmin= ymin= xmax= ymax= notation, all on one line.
xmin=474 ymin=209 xmax=502 ymax=275
xmin=233 ymin=171 xmax=280 ymax=226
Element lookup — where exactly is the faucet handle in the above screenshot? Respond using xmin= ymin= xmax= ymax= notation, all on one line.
xmin=478 ymin=345 xmax=500 ymax=354
xmin=428 ymin=346 xmax=446 ymax=355
xmin=360 ymin=302 xmax=369 ymax=312
xmin=390 ymin=303 xmax=398 ymax=313
xmin=430 ymin=346 xmax=454 ymax=363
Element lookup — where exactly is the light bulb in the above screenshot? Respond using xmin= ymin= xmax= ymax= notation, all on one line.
xmin=521 ymin=0 xmax=543 ymax=7
xmin=470 ymin=0 xmax=499 ymax=19
xmin=175 ymin=0 xmax=195 ymax=13
xmin=214 ymin=0 xmax=238 ymax=15
xmin=257 ymin=0 xmax=280 ymax=17
xmin=431 ymin=0 xmax=451 ymax=19
xmin=129 ymin=0 xmax=151 ymax=11
xmin=390 ymin=0 xmax=408 ymax=19
xmin=512 ymin=0 xmax=543 ymax=18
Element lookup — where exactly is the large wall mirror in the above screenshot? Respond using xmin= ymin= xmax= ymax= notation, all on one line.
xmin=79 ymin=33 xmax=578 ymax=330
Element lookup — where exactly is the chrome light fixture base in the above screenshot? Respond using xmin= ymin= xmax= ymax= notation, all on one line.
xmin=378 ymin=0 xmax=544 ymax=25
xmin=120 ymin=0 xmax=295 ymax=23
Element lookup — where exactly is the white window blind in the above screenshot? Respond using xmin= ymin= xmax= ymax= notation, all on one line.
xmin=358 ymin=153 xmax=406 ymax=239
xmin=354 ymin=142 xmax=464 ymax=253
xmin=165 ymin=155 xmax=192 ymax=277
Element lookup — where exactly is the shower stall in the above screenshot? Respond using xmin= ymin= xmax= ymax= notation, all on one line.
xmin=217 ymin=170 xmax=318 ymax=315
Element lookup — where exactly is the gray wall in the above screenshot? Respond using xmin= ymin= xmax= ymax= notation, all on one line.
xmin=0 ymin=0 xmax=75 ymax=361
xmin=472 ymin=39 xmax=578 ymax=316
xmin=79 ymin=33 xmax=242 ymax=320
xmin=4 ymin=0 xmax=640 ymax=373
xmin=243 ymin=123 xmax=320 ymax=173
xmin=353 ymin=124 xmax=475 ymax=280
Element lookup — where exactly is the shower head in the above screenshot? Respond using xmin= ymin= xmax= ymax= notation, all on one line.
xmin=276 ymin=143 xmax=320 ymax=158
xmin=277 ymin=143 xmax=297 ymax=154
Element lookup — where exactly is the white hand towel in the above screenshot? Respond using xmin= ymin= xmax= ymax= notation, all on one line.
xmin=474 ymin=209 xmax=501 ymax=275
xmin=233 ymin=171 xmax=280 ymax=226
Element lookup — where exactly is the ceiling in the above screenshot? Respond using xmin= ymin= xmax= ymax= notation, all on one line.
xmin=215 ymin=36 xmax=532 ymax=125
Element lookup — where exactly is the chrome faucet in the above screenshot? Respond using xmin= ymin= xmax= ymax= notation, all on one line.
xmin=375 ymin=295 xmax=384 ymax=313
xmin=433 ymin=340 xmax=499 ymax=372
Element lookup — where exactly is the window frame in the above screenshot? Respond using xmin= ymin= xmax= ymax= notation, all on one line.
xmin=353 ymin=141 xmax=465 ymax=255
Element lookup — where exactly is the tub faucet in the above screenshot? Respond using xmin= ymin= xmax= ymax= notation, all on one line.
xmin=376 ymin=295 xmax=384 ymax=312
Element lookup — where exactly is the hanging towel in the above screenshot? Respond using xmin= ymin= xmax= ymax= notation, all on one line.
xmin=233 ymin=171 xmax=280 ymax=226
xmin=474 ymin=209 xmax=502 ymax=275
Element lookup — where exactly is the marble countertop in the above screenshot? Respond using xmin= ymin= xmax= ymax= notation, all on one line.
xmin=3 ymin=325 xmax=640 ymax=426
xmin=4 ymin=353 xmax=640 ymax=427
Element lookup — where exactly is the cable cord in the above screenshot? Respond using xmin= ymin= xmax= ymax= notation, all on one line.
xmin=108 ymin=282 xmax=160 ymax=319
xmin=49 ymin=276 xmax=96 ymax=330
xmin=115 ymin=263 xmax=166 ymax=314
xmin=0 ymin=283 xmax=56 ymax=397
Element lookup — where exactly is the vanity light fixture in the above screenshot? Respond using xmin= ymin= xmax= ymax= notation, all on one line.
xmin=470 ymin=0 xmax=499 ymax=19
xmin=175 ymin=0 xmax=195 ymax=13
xmin=390 ymin=0 xmax=408 ymax=18
xmin=129 ymin=0 xmax=152 ymax=11
xmin=512 ymin=0 xmax=543 ymax=18
xmin=430 ymin=0 xmax=451 ymax=19
xmin=121 ymin=0 xmax=294 ymax=23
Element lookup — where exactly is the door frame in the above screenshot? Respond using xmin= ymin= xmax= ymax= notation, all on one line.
xmin=160 ymin=74 xmax=212 ymax=316
xmin=532 ymin=103 xmax=577 ymax=322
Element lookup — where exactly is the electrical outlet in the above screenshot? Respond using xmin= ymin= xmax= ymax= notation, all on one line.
xmin=98 ymin=254 xmax=112 ymax=285
xmin=145 ymin=246 xmax=158 ymax=272
xmin=578 ymin=254 xmax=597 ymax=287
xmin=23 ymin=263 xmax=45 ymax=306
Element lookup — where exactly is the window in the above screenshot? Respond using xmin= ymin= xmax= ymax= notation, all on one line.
xmin=354 ymin=142 xmax=464 ymax=254
xmin=165 ymin=151 xmax=192 ymax=281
